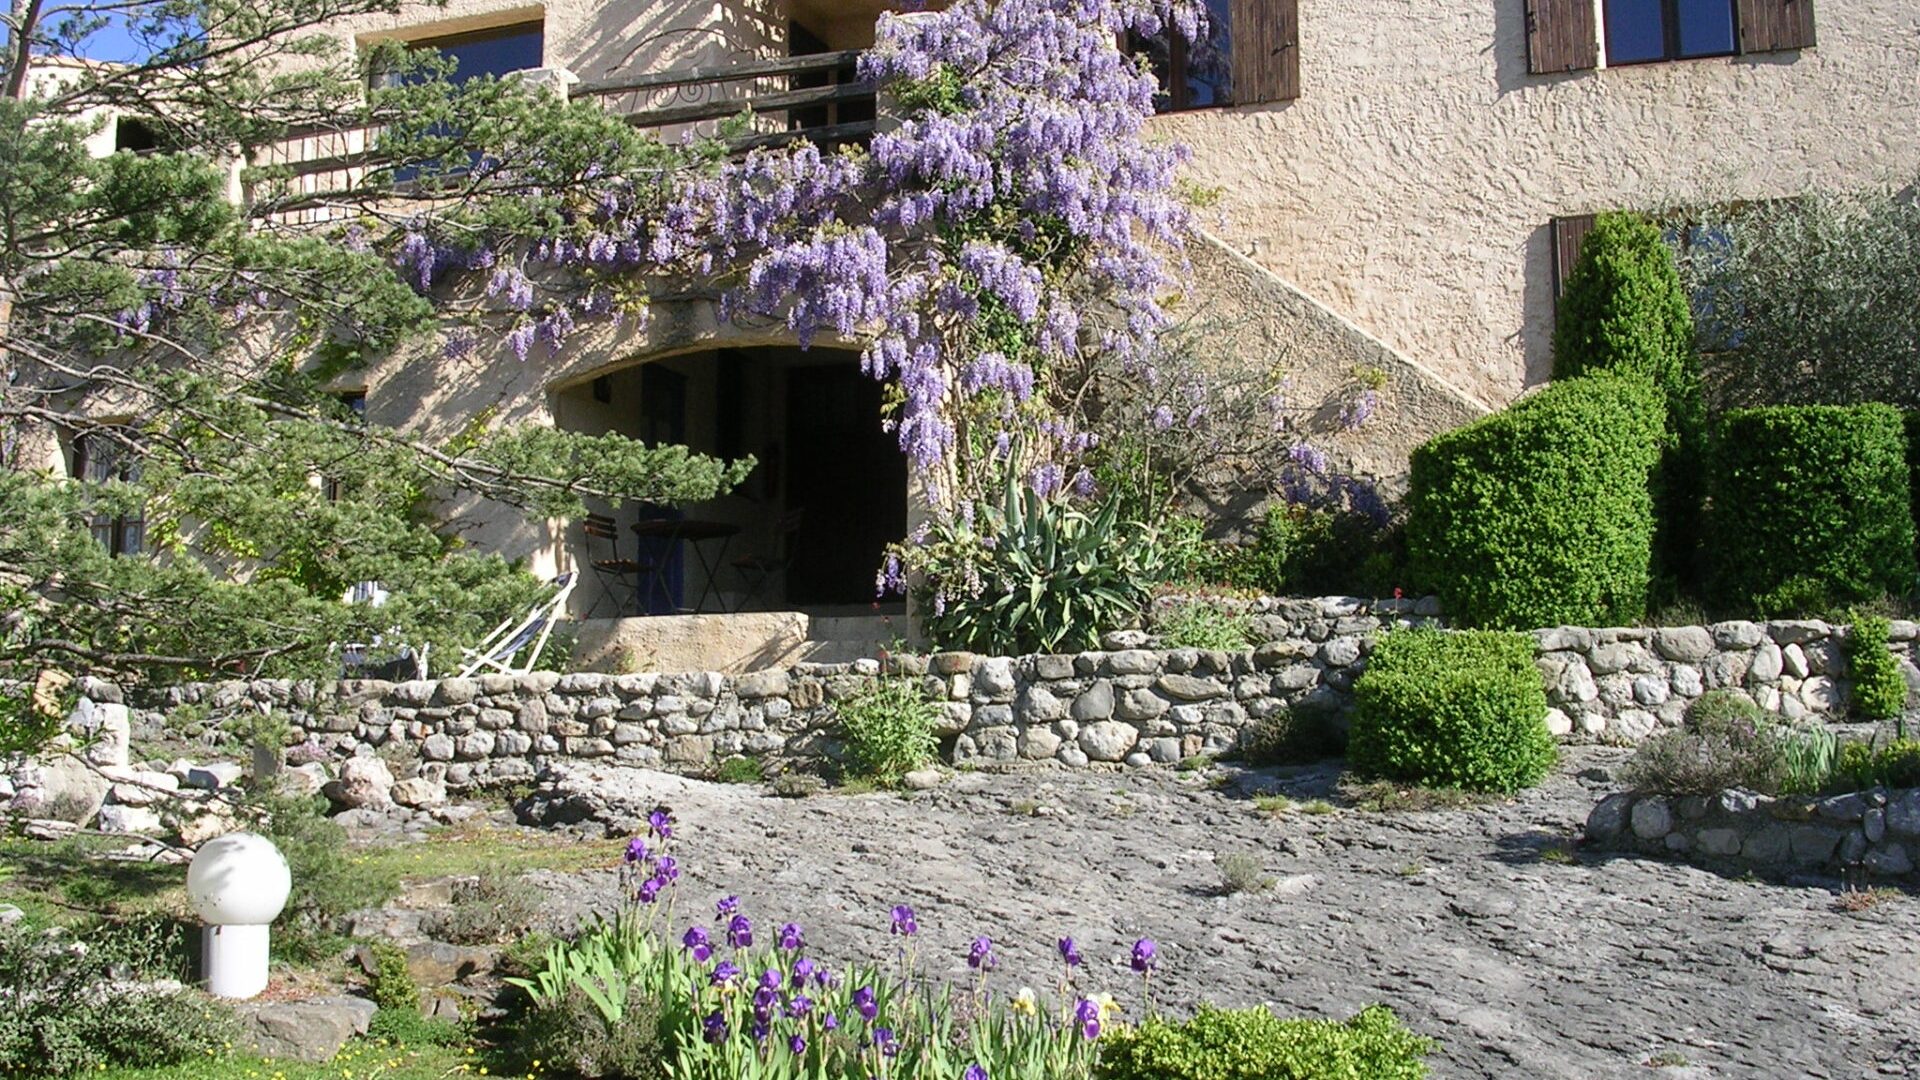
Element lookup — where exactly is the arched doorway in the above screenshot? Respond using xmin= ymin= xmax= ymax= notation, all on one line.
xmin=553 ymin=345 xmax=908 ymax=619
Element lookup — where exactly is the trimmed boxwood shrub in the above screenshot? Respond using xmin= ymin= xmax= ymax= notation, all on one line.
xmin=1407 ymin=374 xmax=1666 ymax=629
xmin=1348 ymin=628 xmax=1556 ymax=793
xmin=1847 ymin=615 xmax=1912 ymax=721
xmin=1707 ymin=404 xmax=1916 ymax=614
xmin=1552 ymin=211 xmax=1706 ymax=590
xmin=1093 ymin=1004 xmax=1431 ymax=1080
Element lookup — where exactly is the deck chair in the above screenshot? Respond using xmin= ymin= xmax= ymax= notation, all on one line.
xmin=457 ymin=572 xmax=578 ymax=677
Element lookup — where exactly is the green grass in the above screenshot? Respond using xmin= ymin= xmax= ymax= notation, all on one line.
xmin=91 ymin=1037 xmax=500 ymax=1080
xmin=349 ymin=824 xmax=614 ymax=882
xmin=0 ymin=834 xmax=190 ymax=928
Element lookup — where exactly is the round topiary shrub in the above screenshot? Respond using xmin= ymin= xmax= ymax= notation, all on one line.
xmin=1406 ymin=373 xmax=1666 ymax=629
xmin=1347 ymin=628 xmax=1556 ymax=793
xmin=1707 ymin=404 xmax=1916 ymax=614
xmin=1552 ymin=210 xmax=1706 ymax=588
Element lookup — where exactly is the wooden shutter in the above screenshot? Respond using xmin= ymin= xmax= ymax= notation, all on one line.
xmin=1737 ymin=0 xmax=1816 ymax=53
xmin=1552 ymin=214 xmax=1598 ymax=301
xmin=1231 ymin=0 xmax=1299 ymax=103
xmin=1525 ymin=0 xmax=1598 ymax=75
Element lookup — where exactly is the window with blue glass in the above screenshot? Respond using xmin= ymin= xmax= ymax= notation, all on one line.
xmin=1605 ymin=0 xmax=1736 ymax=65
xmin=1132 ymin=0 xmax=1234 ymax=111
xmin=372 ymin=20 xmax=544 ymax=87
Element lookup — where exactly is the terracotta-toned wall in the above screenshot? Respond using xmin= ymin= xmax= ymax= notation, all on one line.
xmin=1153 ymin=0 xmax=1920 ymax=408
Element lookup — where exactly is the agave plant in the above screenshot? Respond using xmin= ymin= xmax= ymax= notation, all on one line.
xmin=914 ymin=471 xmax=1165 ymax=655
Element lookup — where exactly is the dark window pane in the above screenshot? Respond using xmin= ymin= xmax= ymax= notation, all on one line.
xmin=433 ymin=24 xmax=543 ymax=83
xmin=1184 ymin=0 xmax=1232 ymax=107
xmin=1675 ymin=0 xmax=1736 ymax=56
xmin=1605 ymin=0 xmax=1668 ymax=64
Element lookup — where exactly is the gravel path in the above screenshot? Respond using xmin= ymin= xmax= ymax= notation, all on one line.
xmin=517 ymin=749 xmax=1920 ymax=1079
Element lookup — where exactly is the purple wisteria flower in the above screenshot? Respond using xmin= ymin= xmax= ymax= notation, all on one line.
xmin=1074 ymin=997 xmax=1102 ymax=1040
xmin=889 ymin=905 xmax=918 ymax=936
xmin=727 ymin=914 xmax=754 ymax=949
xmin=853 ymin=986 xmax=879 ymax=1021
xmin=967 ymin=936 xmax=997 ymax=971
xmin=682 ymin=926 xmax=713 ymax=962
xmin=1130 ymin=938 xmax=1157 ymax=974
xmin=777 ymin=922 xmax=805 ymax=951
xmin=1057 ymin=937 xmax=1083 ymax=968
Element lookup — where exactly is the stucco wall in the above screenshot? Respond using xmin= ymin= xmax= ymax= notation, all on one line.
xmin=1156 ymin=0 xmax=1920 ymax=408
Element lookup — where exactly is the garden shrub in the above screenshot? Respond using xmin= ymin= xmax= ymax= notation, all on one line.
xmin=0 ymin=924 xmax=238 ymax=1078
xmin=516 ymin=987 xmax=667 ymax=1080
xmin=1908 ymin=410 xmax=1920 ymax=567
xmin=252 ymin=787 xmax=401 ymax=962
xmin=1836 ymin=739 xmax=1920 ymax=790
xmin=834 ymin=677 xmax=940 ymax=784
xmin=1707 ymin=404 xmax=1916 ymax=614
xmin=1406 ymin=374 xmax=1666 ymax=629
xmin=1347 ymin=629 xmax=1556 ymax=793
xmin=1228 ymin=505 xmax=1390 ymax=598
xmin=1847 ymin=615 xmax=1912 ymax=721
xmin=367 ymin=940 xmax=420 ymax=1014
xmin=369 ymin=1005 xmax=466 ymax=1047
xmin=1237 ymin=700 xmax=1347 ymax=764
xmin=1622 ymin=690 xmax=1839 ymax=795
xmin=1552 ymin=211 xmax=1706 ymax=590
xmin=1093 ymin=1004 xmax=1430 ymax=1080
xmin=1155 ymin=596 xmax=1252 ymax=650
xmin=426 ymin=870 xmax=543 ymax=945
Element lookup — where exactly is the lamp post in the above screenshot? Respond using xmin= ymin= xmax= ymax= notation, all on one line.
xmin=185 ymin=832 xmax=291 ymax=999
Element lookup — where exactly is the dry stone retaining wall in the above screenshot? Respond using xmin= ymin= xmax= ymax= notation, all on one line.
xmin=1585 ymin=786 xmax=1920 ymax=879
xmin=112 ymin=603 xmax=1919 ymax=787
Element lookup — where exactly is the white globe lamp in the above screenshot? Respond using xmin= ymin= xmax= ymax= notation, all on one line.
xmin=185 ymin=832 xmax=292 ymax=999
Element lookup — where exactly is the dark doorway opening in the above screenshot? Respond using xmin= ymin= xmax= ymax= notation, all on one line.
xmin=784 ymin=363 xmax=907 ymax=606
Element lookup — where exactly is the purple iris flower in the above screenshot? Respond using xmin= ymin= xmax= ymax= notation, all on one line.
xmin=654 ymin=855 xmax=679 ymax=882
xmin=647 ymin=806 xmax=674 ymax=840
xmin=1131 ymin=938 xmax=1157 ymax=974
xmin=623 ymin=837 xmax=648 ymax=864
xmin=1074 ymin=998 xmax=1101 ymax=1040
xmin=727 ymin=914 xmax=754 ymax=949
xmin=759 ymin=968 xmax=784 ymax=992
xmin=703 ymin=1011 xmax=728 ymax=1044
xmin=967 ymin=936 xmax=996 ymax=971
xmin=712 ymin=961 xmax=741 ymax=986
xmin=682 ymin=926 xmax=713 ymax=962
xmin=717 ymin=895 xmax=740 ymax=918
xmin=964 ymin=1067 xmax=989 ymax=1080
xmin=789 ymin=1034 xmax=807 ymax=1055
xmin=853 ymin=986 xmax=878 ymax=1021
xmin=789 ymin=994 xmax=813 ymax=1018
xmin=823 ymin=1013 xmax=840 ymax=1032
xmin=751 ymin=1019 xmax=770 ymax=1042
xmin=889 ymin=905 xmax=918 ymax=936
xmin=874 ymin=1027 xmax=900 ymax=1058
xmin=637 ymin=876 xmax=663 ymax=904
xmin=791 ymin=958 xmax=818 ymax=989
xmin=778 ymin=922 xmax=804 ymax=950
xmin=1058 ymin=937 xmax=1083 ymax=968
xmin=752 ymin=987 xmax=779 ymax=1021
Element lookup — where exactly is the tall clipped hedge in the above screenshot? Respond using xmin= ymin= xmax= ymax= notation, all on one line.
xmin=1552 ymin=211 xmax=1705 ymax=590
xmin=1407 ymin=374 xmax=1666 ymax=629
xmin=1708 ymin=404 xmax=1916 ymax=613
xmin=1908 ymin=410 xmax=1920 ymax=562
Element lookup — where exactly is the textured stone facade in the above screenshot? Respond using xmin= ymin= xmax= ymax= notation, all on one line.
xmin=1587 ymin=786 xmax=1920 ymax=880
xmin=114 ymin=603 xmax=1919 ymax=786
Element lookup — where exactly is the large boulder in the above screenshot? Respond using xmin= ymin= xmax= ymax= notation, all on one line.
xmin=7 ymin=755 xmax=109 ymax=825
xmin=326 ymin=757 xmax=396 ymax=810
xmin=237 ymin=996 xmax=376 ymax=1063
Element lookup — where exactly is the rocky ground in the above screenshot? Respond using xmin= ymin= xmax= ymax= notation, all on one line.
xmin=492 ymin=748 xmax=1919 ymax=1080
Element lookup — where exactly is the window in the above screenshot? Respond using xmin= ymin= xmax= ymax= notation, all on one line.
xmin=1133 ymin=0 xmax=1297 ymax=111
xmin=72 ymin=432 xmax=145 ymax=556
xmin=374 ymin=20 xmax=544 ymax=87
xmin=1605 ymin=0 xmax=1736 ymax=65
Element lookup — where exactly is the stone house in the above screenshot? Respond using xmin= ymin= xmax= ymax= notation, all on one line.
xmin=32 ymin=0 xmax=1920 ymax=666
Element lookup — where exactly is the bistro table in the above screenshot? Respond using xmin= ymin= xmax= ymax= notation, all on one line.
xmin=631 ymin=518 xmax=742 ymax=614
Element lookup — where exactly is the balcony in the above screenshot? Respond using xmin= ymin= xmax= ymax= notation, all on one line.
xmin=246 ymin=50 xmax=876 ymax=222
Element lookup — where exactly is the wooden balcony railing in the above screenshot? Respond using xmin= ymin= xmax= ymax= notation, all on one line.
xmin=248 ymin=50 xmax=877 ymax=222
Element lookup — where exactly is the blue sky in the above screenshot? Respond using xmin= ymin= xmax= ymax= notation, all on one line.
xmin=3 ymin=4 xmax=151 ymax=63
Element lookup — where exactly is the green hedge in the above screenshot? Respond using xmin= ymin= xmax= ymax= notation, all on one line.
xmin=1348 ymin=628 xmax=1556 ymax=793
xmin=1094 ymin=1005 xmax=1431 ymax=1080
xmin=1707 ymin=405 xmax=1916 ymax=613
xmin=1907 ymin=410 xmax=1919 ymax=563
xmin=1407 ymin=374 xmax=1666 ymax=629
xmin=1551 ymin=211 xmax=1706 ymax=589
